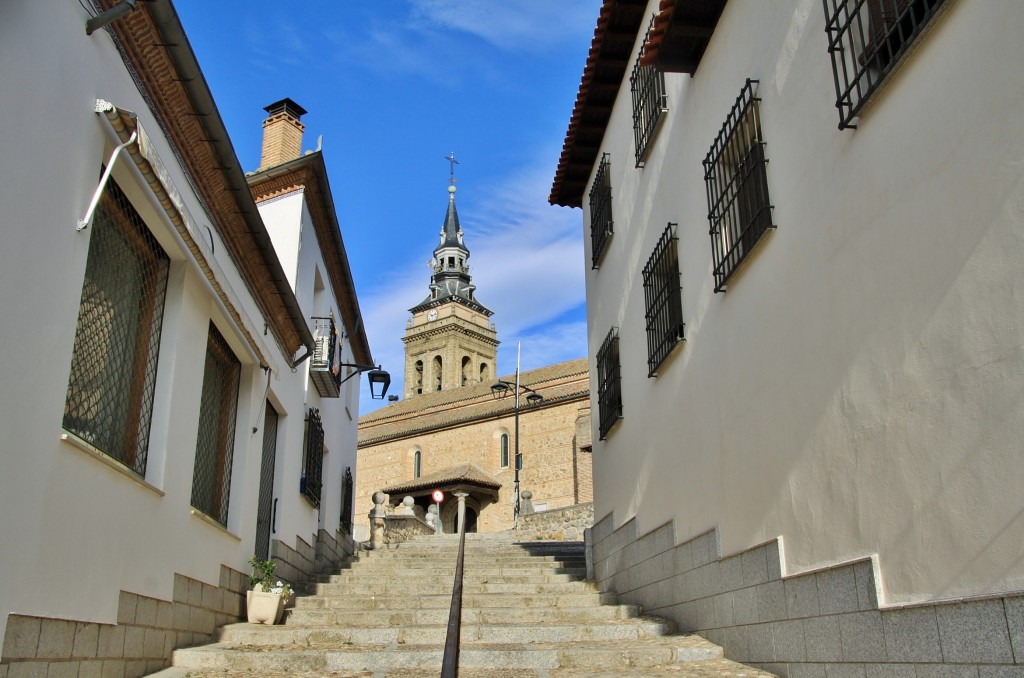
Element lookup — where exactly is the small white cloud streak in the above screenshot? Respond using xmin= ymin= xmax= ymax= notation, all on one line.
xmin=408 ymin=0 xmax=599 ymax=53
xmin=357 ymin=159 xmax=588 ymax=414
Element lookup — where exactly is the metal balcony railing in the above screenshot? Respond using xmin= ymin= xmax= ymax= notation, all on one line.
xmin=310 ymin=316 xmax=341 ymax=398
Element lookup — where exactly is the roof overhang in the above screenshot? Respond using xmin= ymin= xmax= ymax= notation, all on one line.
xmin=640 ymin=0 xmax=727 ymax=73
xmin=248 ymin=153 xmax=374 ymax=367
xmin=101 ymin=0 xmax=315 ymax=364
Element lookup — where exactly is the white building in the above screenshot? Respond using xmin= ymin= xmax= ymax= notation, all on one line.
xmin=551 ymin=1 xmax=1024 ymax=675
xmin=0 ymin=2 xmax=377 ymax=675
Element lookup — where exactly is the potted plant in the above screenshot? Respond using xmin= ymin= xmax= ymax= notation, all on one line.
xmin=245 ymin=556 xmax=292 ymax=625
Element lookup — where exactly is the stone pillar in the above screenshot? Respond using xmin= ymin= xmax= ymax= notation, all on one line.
xmin=368 ymin=491 xmax=387 ymax=550
xmin=521 ymin=490 xmax=535 ymax=516
xmin=454 ymin=492 xmax=468 ymax=534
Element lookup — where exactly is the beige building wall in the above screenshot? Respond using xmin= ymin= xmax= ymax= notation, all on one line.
xmin=357 ymin=360 xmax=591 ymax=537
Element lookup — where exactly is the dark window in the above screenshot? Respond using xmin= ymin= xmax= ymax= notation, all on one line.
xmin=703 ymin=79 xmax=774 ymax=293
xmin=597 ymin=328 xmax=623 ymax=440
xmin=642 ymin=223 xmax=685 ymax=376
xmin=433 ymin=355 xmax=442 ymax=391
xmin=414 ymin=450 xmax=422 ymax=479
xmin=339 ymin=466 xmax=353 ymax=532
xmin=630 ymin=16 xmax=668 ymax=168
xmin=461 ymin=356 xmax=471 ymax=386
xmin=63 ymin=176 xmax=169 ymax=476
xmin=823 ymin=0 xmax=948 ymax=129
xmin=191 ymin=324 xmax=241 ymax=526
xmin=589 ymin=153 xmax=614 ymax=268
xmin=500 ymin=433 xmax=510 ymax=468
xmin=414 ymin=360 xmax=423 ymax=395
xmin=301 ymin=407 xmax=325 ymax=508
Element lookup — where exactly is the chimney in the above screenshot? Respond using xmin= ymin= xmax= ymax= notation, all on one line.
xmin=259 ymin=98 xmax=307 ymax=170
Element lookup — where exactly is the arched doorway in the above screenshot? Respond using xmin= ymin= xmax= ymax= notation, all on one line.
xmin=464 ymin=507 xmax=478 ymax=533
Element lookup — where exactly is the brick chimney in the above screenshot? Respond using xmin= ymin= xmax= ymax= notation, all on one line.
xmin=259 ymin=98 xmax=307 ymax=170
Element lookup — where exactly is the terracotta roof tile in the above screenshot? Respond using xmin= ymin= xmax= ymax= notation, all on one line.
xmin=383 ymin=462 xmax=501 ymax=495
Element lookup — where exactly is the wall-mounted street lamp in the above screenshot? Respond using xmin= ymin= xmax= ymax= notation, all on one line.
xmin=491 ymin=378 xmax=544 ymax=526
xmin=85 ymin=0 xmax=137 ymax=35
xmin=340 ymin=363 xmax=391 ymax=399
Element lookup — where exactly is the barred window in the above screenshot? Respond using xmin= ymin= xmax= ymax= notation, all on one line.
xmin=302 ymin=408 xmax=325 ymax=508
xmin=823 ymin=0 xmax=948 ymax=129
xmin=339 ymin=466 xmax=353 ymax=532
xmin=597 ymin=328 xmax=623 ymax=440
xmin=64 ymin=176 xmax=169 ymax=476
xmin=703 ymin=79 xmax=774 ymax=293
xmin=642 ymin=223 xmax=684 ymax=376
xmin=191 ymin=324 xmax=241 ymax=526
xmin=630 ymin=16 xmax=668 ymax=168
xmin=589 ymin=153 xmax=614 ymax=268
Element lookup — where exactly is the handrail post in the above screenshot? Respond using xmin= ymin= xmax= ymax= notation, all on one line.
xmin=441 ymin=492 xmax=469 ymax=677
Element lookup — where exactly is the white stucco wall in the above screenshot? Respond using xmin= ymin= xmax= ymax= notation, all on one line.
xmin=585 ymin=0 xmax=1024 ymax=605
xmin=0 ymin=0 xmax=317 ymax=645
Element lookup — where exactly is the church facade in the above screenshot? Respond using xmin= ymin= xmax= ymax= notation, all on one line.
xmin=355 ymin=184 xmax=592 ymax=538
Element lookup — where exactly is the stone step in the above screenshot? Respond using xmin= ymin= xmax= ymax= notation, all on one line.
xmin=321 ymin=565 xmax=586 ymax=580
xmin=247 ymin=603 xmax=642 ymax=627
xmin=216 ymin=617 xmax=673 ymax=646
xmin=311 ymin=577 xmax=590 ymax=596
xmin=170 ymin=635 xmax=723 ymax=672
xmin=289 ymin=590 xmax=620 ymax=614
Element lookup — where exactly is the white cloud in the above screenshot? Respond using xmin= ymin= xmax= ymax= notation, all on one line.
xmin=408 ymin=0 xmax=599 ymax=53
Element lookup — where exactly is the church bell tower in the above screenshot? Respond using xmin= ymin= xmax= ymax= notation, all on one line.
xmin=403 ymin=160 xmax=498 ymax=398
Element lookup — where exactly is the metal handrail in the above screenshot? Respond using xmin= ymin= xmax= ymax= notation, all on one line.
xmin=440 ymin=514 xmax=467 ymax=677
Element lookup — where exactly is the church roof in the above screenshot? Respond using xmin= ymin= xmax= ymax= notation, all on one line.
xmin=383 ymin=461 xmax=501 ymax=495
xmin=437 ymin=187 xmax=463 ymax=252
xmin=358 ymin=358 xmax=590 ymax=446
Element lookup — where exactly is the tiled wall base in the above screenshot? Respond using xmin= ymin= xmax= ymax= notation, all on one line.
xmin=314 ymin=528 xmax=354 ymax=575
xmin=270 ymin=535 xmax=314 ymax=586
xmin=0 ymin=566 xmax=245 ymax=678
xmin=590 ymin=514 xmax=1024 ymax=677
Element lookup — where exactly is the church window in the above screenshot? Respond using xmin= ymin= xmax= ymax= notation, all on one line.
xmin=500 ymin=433 xmax=509 ymax=468
xmin=63 ymin=175 xmax=169 ymax=477
xmin=414 ymin=450 xmax=422 ymax=478
xmin=433 ymin=356 xmax=443 ymax=391
xmin=448 ymin=256 xmax=455 ymax=269
xmin=414 ymin=360 xmax=423 ymax=395
xmin=480 ymin=362 xmax=490 ymax=382
xmin=461 ymin=356 xmax=471 ymax=386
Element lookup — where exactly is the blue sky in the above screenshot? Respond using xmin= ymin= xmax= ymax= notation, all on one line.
xmin=174 ymin=1 xmax=600 ymax=414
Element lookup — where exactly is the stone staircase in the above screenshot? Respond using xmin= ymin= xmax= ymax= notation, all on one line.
xmin=151 ymin=532 xmax=774 ymax=677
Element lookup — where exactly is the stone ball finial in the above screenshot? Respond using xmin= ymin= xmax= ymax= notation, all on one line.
xmin=402 ymin=496 xmax=416 ymax=515
xmin=372 ymin=491 xmax=386 ymax=507
xmin=521 ymin=491 xmax=533 ymax=500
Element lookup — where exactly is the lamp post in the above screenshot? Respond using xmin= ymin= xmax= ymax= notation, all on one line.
xmin=339 ymin=363 xmax=391 ymax=399
xmin=491 ymin=378 xmax=543 ymax=527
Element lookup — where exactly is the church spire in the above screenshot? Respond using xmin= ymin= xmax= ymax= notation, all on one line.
xmin=409 ymin=159 xmax=491 ymax=317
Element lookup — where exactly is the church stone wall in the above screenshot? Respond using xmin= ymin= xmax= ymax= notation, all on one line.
xmin=356 ymin=395 xmax=590 ymax=537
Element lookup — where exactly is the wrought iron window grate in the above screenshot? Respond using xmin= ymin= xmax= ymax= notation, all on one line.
xmin=823 ymin=0 xmax=947 ymax=129
xmin=589 ymin=153 xmax=614 ymax=268
xmin=302 ymin=408 xmax=325 ymax=508
xmin=642 ymin=223 xmax=685 ymax=376
xmin=191 ymin=323 xmax=241 ymax=526
xmin=340 ymin=466 xmax=353 ymax=531
xmin=631 ymin=16 xmax=668 ymax=168
xmin=597 ymin=327 xmax=623 ymax=440
xmin=255 ymin=402 xmax=279 ymax=561
xmin=703 ymin=79 xmax=774 ymax=293
xmin=64 ymin=175 xmax=169 ymax=477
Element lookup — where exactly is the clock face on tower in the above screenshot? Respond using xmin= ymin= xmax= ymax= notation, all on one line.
xmin=427 ymin=310 xmax=438 ymax=321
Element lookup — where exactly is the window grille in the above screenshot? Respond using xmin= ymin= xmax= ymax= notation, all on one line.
xmin=64 ymin=176 xmax=169 ymax=477
xmin=597 ymin=327 xmax=623 ymax=440
xmin=255 ymin=401 xmax=279 ymax=561
xmin=642 ymin=223 xmax=684 ymax=376
xmin=823 ymin=0 xmax=947 ymax=129
xmin=589 ymin=153 xmax=614 ymax=268
xmin=191 ymin=324 xmax=241 ymax=526
xmin=630 ymin=16 xmax=668 ymax=168
xmin=339 ymin=466 xmax=353 ymax=532
xmin=703 ymin=79 xmax=774 ymax=293
xmin=500 ymin=433 xmax=510 ymax=468
xmin=302 ymin=407 xmax=324 ymax=508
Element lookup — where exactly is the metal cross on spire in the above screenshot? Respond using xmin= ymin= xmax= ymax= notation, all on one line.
xmin=444 ymin=151 xmax=459 ymax=185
